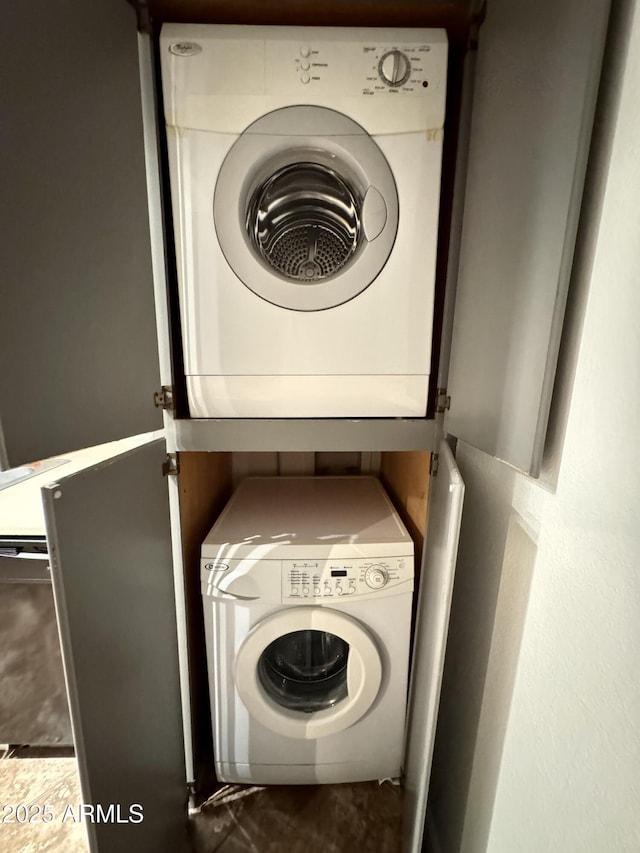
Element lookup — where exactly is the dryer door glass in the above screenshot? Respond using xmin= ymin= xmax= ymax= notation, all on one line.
xmin=258 ymin=629 xmax=349 ymax=713
xmin=213 ymin=105 xmax=399 ymax=311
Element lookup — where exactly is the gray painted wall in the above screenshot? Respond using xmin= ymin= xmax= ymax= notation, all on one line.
xmin=0 ymin=0 xmax=161 ymax=468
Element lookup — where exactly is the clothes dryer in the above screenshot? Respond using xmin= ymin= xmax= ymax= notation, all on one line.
xmin=161 ymin=25 xmax=448 ymax=417
xmin=200 ymin=476 xmax=414 ymax=784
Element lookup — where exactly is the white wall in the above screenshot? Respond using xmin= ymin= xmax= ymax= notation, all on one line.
xmin=429 ymin=1 xmax=640 ymax=850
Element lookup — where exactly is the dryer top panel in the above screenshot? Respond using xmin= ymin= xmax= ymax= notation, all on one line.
xmin=201 ymin=476 xmax=414 ymax=560
xmin=160 ymin=24 xmax=448 ymax=135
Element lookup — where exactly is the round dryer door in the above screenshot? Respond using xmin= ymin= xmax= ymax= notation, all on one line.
xmin=234 ymin=607 xmax=383 ymax=739
xmin=214 ymin=106 xmax=399 ymax=311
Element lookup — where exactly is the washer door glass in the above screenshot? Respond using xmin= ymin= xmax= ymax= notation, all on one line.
xmin=214 ymin=105 xmax=399 ymax=312
xmin=258 ymin=629 xmax=349 ymax=713
xmin=234 ymin=607 xmax=383 ymax=740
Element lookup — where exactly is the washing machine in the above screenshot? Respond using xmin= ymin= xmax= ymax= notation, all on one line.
xmin=200 ymin=476 xmax=414 ymax=784
xmin=160 ymin=24 xmax=448 ymax=418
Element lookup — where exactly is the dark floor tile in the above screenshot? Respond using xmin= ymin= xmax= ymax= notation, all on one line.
xmin=191 ymin=782 xmax=403 ymax=853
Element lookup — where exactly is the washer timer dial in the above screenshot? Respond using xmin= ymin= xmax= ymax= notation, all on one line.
xmin=378 ymin=50 xmax=411 ymax=87
xmin=365 ymin=565 xmax=389 ymax=589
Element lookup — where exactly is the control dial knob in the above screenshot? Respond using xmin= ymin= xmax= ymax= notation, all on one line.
xmin=365 ymin=565 xmax=389 ymax=589
xmin=378 ymin=50 xmax=411 ymax=87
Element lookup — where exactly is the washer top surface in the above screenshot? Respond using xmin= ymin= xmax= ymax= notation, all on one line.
xmin=202 ymin=476 xmax=413 ymax=560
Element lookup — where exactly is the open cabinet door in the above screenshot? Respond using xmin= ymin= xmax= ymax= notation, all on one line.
xmin=444 ymin=0 xmax=610 ymax=476
xmin=0 ymin=0 xmax=162 ymax=469
xmin=403 ymin=440 xmax=464 ymax=853
xmin=42 ymin=439 xmax=189 ymax=853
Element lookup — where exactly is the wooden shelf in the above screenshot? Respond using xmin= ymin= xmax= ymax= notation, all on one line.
xmin=144 ymin=0 xmax=478 ymax=39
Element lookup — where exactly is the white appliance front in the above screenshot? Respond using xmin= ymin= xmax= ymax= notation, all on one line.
xmin=202 ymin=561 xmax=414 ymax=784
xmin=200 ymin=476 xmax=415 ymax=784
xmin=161 ymin=25 xmax=448 ymax=417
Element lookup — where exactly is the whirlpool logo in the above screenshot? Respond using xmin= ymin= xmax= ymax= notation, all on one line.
xmin=204 ymin=562 xmax=230 ymax=572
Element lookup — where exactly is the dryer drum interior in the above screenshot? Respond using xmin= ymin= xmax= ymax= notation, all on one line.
xmin=212 ymin=105 xmax=400 ymax=312
xmin=246 ymin=163 xmax=362 ymax=283
xmin=258 ymin=628 xmax=350 ymax=713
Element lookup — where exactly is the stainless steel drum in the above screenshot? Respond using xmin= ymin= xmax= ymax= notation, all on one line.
xmin=247 ymin=163 xmax=361 ymax=283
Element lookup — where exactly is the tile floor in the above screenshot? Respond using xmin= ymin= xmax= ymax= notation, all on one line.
xmin=0 ymin=755 xmax=403 ymax=852
xmin=191 ymin=781 xmax=404 ymax=852
xmin=0 ymin=754 xmax=88 ymax=852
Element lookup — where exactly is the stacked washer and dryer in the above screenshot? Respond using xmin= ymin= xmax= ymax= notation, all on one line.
xmin=159 ymin=24 xmax=448 ymax=785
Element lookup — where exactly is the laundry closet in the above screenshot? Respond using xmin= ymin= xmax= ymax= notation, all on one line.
xmin=0 ymin=0 xmax=610 ymax=851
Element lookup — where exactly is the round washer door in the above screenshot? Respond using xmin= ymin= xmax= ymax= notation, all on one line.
xmin=214 ymin=106 xmax=399 ymax=311
xmin=234 ymin=607 xmax=383 ymax=740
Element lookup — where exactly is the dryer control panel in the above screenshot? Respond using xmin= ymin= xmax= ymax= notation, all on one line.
xmin=266 ymin=35 xmax=446 ymax=99
xmin=281 ymin=556 xmax=413 ymax=602
xmin=161 ymin=24 xmax=447 ymax=136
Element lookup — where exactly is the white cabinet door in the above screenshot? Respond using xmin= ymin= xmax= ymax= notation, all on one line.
xmin=42 ymin=439 xmax=188 ymax=853
xmin=403 ymin=440 xmax=464 ymax=852
xmin=0 ymin=0 xmax=162 ymax=468
xmin=445 ymin=0 xmax=610 ymax=475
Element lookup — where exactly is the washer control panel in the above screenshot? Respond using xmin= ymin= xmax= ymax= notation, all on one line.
xmin=365 ymin=564 xmax=389 ymax=589
xmin=282 ymin=557 xmax=412 ymax=602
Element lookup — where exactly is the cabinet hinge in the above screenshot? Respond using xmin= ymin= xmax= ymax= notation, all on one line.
xmin=430 ymin=452 xmax=440 ymax=477
xmin=435 ymin=387 xmax=451 ymax=413
xmin=154 ymin=385 xmax=175 ymax=411
xmin=162 ymin=453 xmax=179 ymax=477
